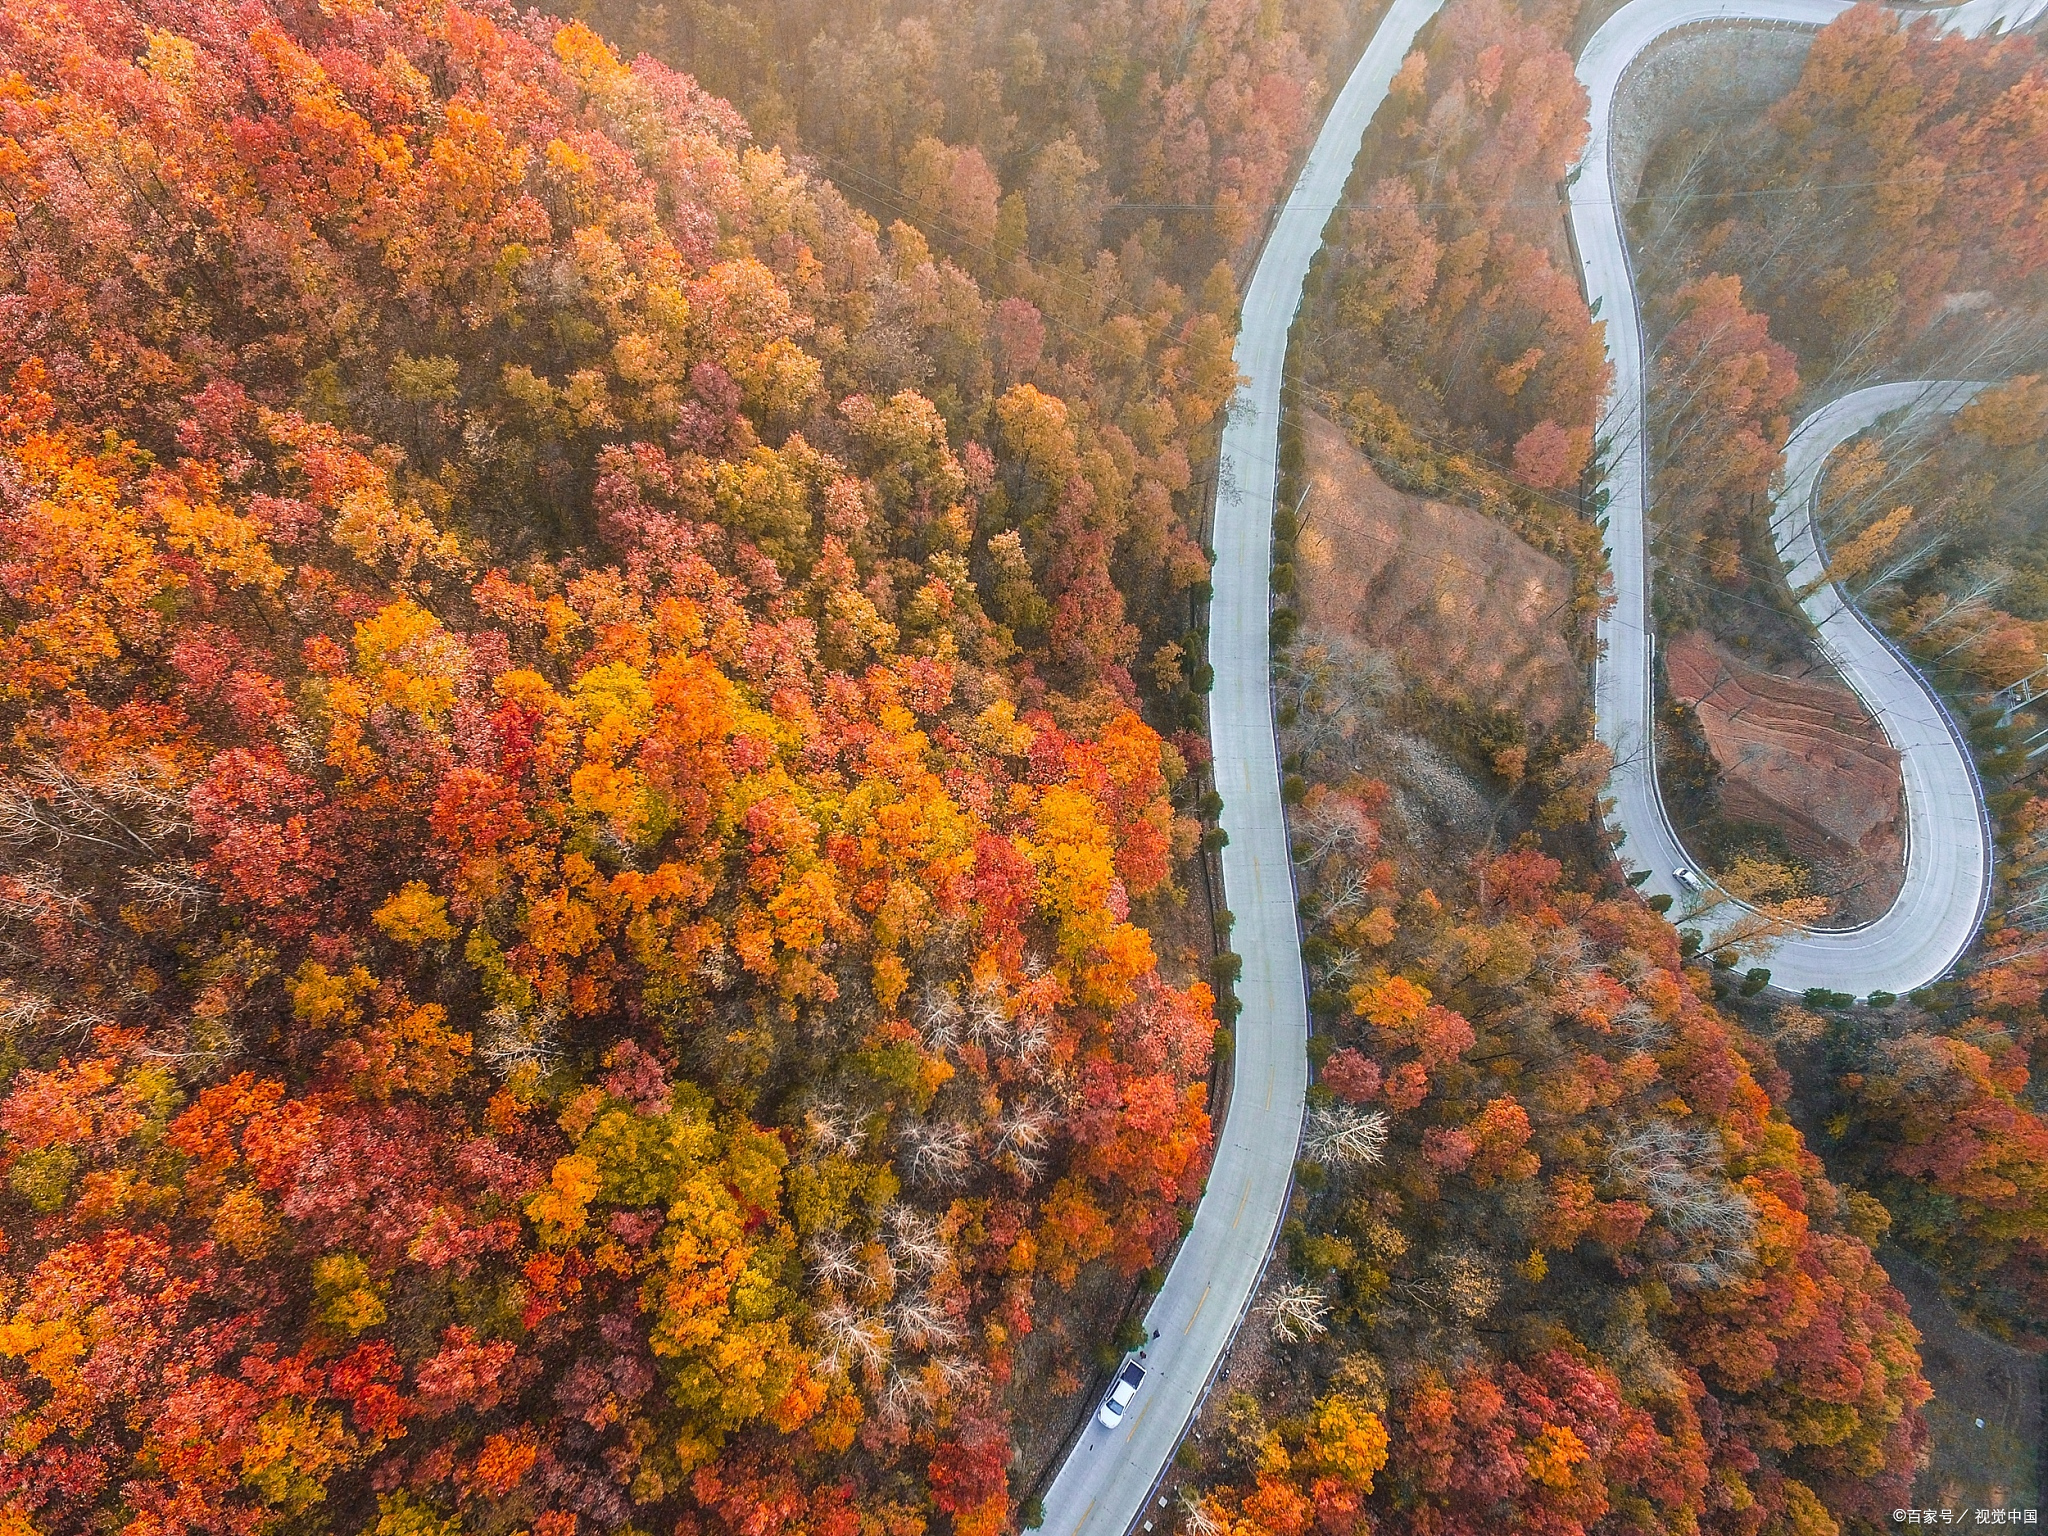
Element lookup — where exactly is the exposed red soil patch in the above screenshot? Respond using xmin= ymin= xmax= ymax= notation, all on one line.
xmin=1664 ymin=630 xmax=1905 ymax=918
xmin=1296 ymin=412 xmax=1580 ymax=727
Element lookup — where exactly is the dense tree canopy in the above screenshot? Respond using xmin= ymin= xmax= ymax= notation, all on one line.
xmin=5 ymin=0 xmax=2026 ymax=1527
xmin=559 ymin=0 xmax=1378 ymax=743
xmin=0 ymin=0 xmax=1220 ymax=1527
xmin=1650 ymin=4 xmax=2048 ymax=383
xmin=1635 ymin=5 xmax=2048 ymax=666
xmin=1178 ymin=628 xmax=1931 ymax=1536
xmin=1306 ymin=0 xmax=1609 ymax=495
xmin=1627 ymin=6 xmax=2048 ymax=1345
xmin=1178 ymin=0 xmax=1945 ymax=1523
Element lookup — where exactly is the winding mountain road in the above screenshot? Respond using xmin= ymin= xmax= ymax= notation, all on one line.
xmin=1034 ymin=4 xmax=1446 ymax=1534
xmin=1573 ymin=0 xmax=2039 ymax=993
xmin=1034 ymin=2 xmax=2042 ymax=1532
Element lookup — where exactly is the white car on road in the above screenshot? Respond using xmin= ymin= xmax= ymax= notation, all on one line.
xmin=1096 ymin=1360 xmax=1146 ymax=1429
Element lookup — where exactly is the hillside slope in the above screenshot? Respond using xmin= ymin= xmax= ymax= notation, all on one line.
xmin=0 ymin=1 xmax=1220 ymax=1528
xmin=1664 ymin=631 xmax=1905 ymax=920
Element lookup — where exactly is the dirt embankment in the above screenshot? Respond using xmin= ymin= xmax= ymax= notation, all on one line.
xmin=1296 ymin=412 xmax=1581 ymax=729
xmin=1663 ymin=630 xmax=1906 ymax=917
xmin=1608 ymin=26 xmax=1811 ymax=203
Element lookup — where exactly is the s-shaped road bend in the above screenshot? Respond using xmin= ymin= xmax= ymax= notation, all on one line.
xmin=1574 ymin=0 xmax=2041 ymax=996
xmin=1036 ymin=1 xmax=2041 ymax=1533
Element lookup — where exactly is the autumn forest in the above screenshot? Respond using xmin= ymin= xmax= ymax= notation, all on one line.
xmin=1 ymin=0 xmax=2047 ymax=1532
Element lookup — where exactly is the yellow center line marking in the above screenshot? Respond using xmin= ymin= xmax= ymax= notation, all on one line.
xmin=1231 ymin=1174 xmax=1252 ymax=1229
xmin=1070 ymin=1501 xmax=1095 ymax=1536
xmin=1184 ymin=1283 xmax=1212 ymax=1334
xmin=1125 ymin=1397 xmax=1153 ymax=1441
xmin=1264 ymin=1063 xmax=1274 ymax=1109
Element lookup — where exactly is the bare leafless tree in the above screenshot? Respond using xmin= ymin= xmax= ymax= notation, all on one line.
xmin=964 ymin=983 xmax=1009 ymax=1053
xmin=0 ymin=986 xmax=52 ymax=1038
xmin=0 ymin=864 xmax=92 ymax=921
xmin=1290 ymin=797 xmax=1375 ymax=866
xmin=477 ymin=1004 xmax=560 ymax=1078
xmin=1608 ymin=1120 xmax=1720 ymax=1212
xmin=890 ymin=1295 xmax=963 ymax=1351
xmin=1314 ymin=867 xmax=1376 ymax=925
xmin=816 ymin=1302 xmax=891 ymax=1375
xmin=885 ymin=1206 xmax=950 ymax=1276
xmin=1528 ymin=927 xmax=1592 ymax=987
xmin=1180 ymin=1491 xmax=1224 ymax=1536
xmin=917 ymin=983 xmax=962 ymax=1053
xmin=802 ymin=1100 xmax=863 ymax=1159
xmin=993 ymin=1099 xmax=1054 ymax=1177
xmin=1611 ymin=998 xmax=1668 ymax=1050
xmin=1302 ymin=1105 xmax=1390 ymax=1168
xmin=1262 ymin=1281 xmax=1330 ymax=1342
xmin=1317 ymin=946 xmax=1364 ymax=986
xmin=807 ymin=1232 xmax=864 ymax=1290
xmin=1011 ymin=1009 xmax=1052 ymax=1067
xmin=879 ymin=1366 xmax=934 ymax=1424
xmin=902 ymin=1119 xmax=973 ymax=1187
xmin=1282 ymin=703 xmax=1352 ymax=768
xmin=1662 ymin=1182 xmax=1758 ymax=1289
xmin=123 ymin=862 xmax=214 ymax=913
xmin=54 ymin=1009 xmax=114 ymax=1046
xmin=1857 ymin=529 xmax=1951 ymax=604
xmin=929 ymin=1353 xmax=985 ymax=1395
xmin=1904 ymin=561 xmax=2010 ymax=641
xmin=1607 ymin=1118 xmax=1757 ymax=1288
xmin=0 ymin=756 xmax=188 ymax=855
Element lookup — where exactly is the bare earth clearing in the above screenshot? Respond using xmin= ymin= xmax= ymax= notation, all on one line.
xmin=1297 ymin=412 xmax=1581 ymax=729
xmin=1663 ymin=630 xmax=1906 ymax=921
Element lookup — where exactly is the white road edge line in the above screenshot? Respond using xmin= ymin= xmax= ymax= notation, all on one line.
xmin=1031 ymin=1 xmax=1448 ymax=1531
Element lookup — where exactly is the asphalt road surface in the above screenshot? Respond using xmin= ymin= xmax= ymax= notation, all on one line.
xmin=1034 ymin=1 xmax=2045 ymax=1531
xmin=1030 ymin=2 xmax=1448 ymax=1533
xmin=1574 ymin=0 xmax=2042 ymax=996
